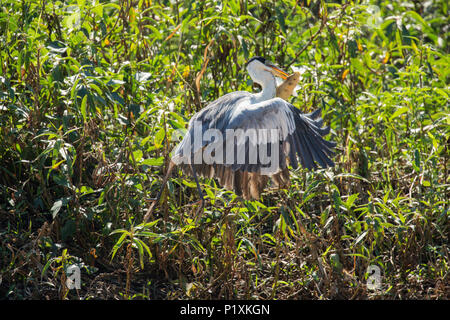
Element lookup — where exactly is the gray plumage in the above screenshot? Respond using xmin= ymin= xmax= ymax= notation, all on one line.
xmin=142 ymin=57 xmax=336 ymax=224
xmin=172 ymin=92 xmax=336 ymax=200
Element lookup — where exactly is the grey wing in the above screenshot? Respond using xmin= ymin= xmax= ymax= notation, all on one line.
xmin=172 ymin=96 xmax=335 ymax=200
xmin=191 ymin=91 xmax=253 ymax=131
xmin=171 ymin=91 xmax=252 ymax=165
xmin=286 ymin=104 xmax=336 ymax=170
xmin=225 ymin=97 xmax=336 ymax=174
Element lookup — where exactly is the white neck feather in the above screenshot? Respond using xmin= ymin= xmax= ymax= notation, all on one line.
xmin=247 ymin=62 xmax=277 ymax=103
xmin=253 ymin=71 xmax=276 ymax=103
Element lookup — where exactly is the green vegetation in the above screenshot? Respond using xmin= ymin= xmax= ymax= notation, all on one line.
xmin=0 ymin=0 xmax=448 ymax=299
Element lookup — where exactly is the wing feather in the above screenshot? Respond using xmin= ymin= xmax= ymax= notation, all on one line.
xmin=173 ymin=94 xmax=336 ymax=199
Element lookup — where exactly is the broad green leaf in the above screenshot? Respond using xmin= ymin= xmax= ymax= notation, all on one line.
xmin=141 ymin=157 xmax=164 ymax=166
xmin=389 ymin=106 xmax=408 ymax=121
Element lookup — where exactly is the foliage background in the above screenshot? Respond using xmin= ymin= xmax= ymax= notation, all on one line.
xmin=0 ymin=0 xmax=448 ymax=299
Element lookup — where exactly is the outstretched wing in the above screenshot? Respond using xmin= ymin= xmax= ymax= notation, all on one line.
xmin=171 ymin=91 xmax=252 ymax=164
xmin=223 ymin=97 xmax=336 ymax=174
xmin=173 ymin=96 xmax=335 ymax=200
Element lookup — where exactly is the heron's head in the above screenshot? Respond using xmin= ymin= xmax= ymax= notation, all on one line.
xmin=245 ymin=56 xmax=288 ymax=85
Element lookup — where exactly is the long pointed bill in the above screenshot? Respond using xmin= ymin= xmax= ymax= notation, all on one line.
xmin=268 ymin=65 xmax=289 ymax=80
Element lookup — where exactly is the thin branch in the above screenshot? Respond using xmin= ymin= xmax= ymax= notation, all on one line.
xmin=286 ymin=15 xmax=326 ymax=68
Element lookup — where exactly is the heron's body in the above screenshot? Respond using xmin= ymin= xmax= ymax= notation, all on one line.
xmin=170 ymin=57 xmax=336 ymax=200
xmin=144 ymin=58 xmax=335 ymax=220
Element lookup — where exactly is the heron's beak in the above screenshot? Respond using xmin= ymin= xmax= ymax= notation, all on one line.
xmin=268 ymin=65 xmax=289 ymax=80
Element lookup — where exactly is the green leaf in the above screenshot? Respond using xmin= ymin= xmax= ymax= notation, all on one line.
xmin=276 ymin=8 xmax=286 ymax=34
xmin=404 ymin=11 xmax=432 ymax=32
xmin=50 ymin=197 xmax=70 ymax=218
xmin=132 ymin=149 xmax=143 ymax=162
xmin=354 ymin=230 xmax=368 ymax=247
xmin=46 ymin=41 xmax=67 ymax=54
xmin=81 ymin=94 xmax=88 ymax=122
xmin=133 ymin=238 xmax=144 ymax=269
xmin=136 ymin=219 xmax=160 ymax=231
xmin=422 ymin=180 xmax=431 ymax=187
xmin=135 ymin=72 xmax=152 ymax=83
xmin=154 ymin=128 xmax=165 ymax=147
xmin=141 ymin=157 xmax=164 ymax=166
xmin=110 ymin=232 xmax=128 ymax=261
xmin=345 ymin=193 xmax=359 ymax=208
xmin=414 ymin=149 xmax=421 ymax=172
xmin=63 ymin=11 xmax=81 ymax=29
xmin=389 ymin=106 xmax=408 ymax=121
xmin=41 ymin=258 xmax=55 ymax=277
xmin=168 ymin=119 xmax=185 ymax=130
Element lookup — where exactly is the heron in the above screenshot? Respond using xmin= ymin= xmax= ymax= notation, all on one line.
xmin=144 ymin=57 xmax=335 ymax=220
